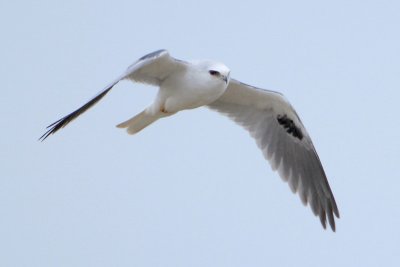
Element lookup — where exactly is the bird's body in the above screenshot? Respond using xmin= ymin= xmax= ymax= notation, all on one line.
xmin=117 ymin=56 xmax=231 ymax=133
xmin=146 ymin=60 xmax=228 ymax=114
xmin=40 ymin=49 xmax=340 ymax=231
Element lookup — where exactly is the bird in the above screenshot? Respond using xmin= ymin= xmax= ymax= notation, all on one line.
xmin=40 ymin=49 xmax=339 ymax=231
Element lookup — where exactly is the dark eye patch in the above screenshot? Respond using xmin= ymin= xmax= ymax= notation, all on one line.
xmin=209 ymin=70 xmax=220 ymax=76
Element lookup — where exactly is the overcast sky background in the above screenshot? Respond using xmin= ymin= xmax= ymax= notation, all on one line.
xmin=1 ymin=0 xmax=399 ymax=266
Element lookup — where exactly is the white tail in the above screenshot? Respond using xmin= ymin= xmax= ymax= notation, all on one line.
xmin=116 ymin=110 xmax=160 ymax=135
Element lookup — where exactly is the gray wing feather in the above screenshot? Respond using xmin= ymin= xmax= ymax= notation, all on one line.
xmin=125 ymin=49 xmax=186 ymax=85
xmin=208 ymin=79 xmax=339 ymax=231
xmin=40 ymin=49 xmax=185 ymax=140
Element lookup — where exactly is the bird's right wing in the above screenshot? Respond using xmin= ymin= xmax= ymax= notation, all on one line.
xmin=208 ymin=79 xmax=339 ymax=231
xmin=39 ymin=49 xmax=186 ymax=141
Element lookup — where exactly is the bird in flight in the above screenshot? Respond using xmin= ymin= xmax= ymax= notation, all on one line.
xmin=40 ymin=49 xmax=339 ymax=231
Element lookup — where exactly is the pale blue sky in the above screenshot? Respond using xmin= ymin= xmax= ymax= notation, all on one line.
xmin=1 ymin=0 xmax=399 ymax=266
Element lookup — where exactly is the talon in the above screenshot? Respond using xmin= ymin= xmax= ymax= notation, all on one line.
xmin=160 ymin=106 xmax=168 ymax=113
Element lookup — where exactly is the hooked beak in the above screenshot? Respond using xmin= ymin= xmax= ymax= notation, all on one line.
xmin=222 ymin=75 xmax=228 ymax=84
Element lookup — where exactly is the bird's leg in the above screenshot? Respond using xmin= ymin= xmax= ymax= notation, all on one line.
xmin=159 ymin=106 xmax=177 ymax=118
xmin=160 ymin=104 xmax=173 ymax=115
xmin=156 ymin=98 xmax=176 ymax=116
xmin=160 ymin=106 xmax=168 ymax=114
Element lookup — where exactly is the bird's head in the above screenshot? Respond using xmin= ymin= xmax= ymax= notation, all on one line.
xmin=195 ymin=60 xmax=231 ymax=85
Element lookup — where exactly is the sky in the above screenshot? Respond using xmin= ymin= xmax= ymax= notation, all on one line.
xmin=1 ymin=0 xmax=399 ymax=266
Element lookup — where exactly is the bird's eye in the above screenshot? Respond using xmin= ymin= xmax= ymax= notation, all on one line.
xmin=209 ymin=70 xmax=220 ymax=76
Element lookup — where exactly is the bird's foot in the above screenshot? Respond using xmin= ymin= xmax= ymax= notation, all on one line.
xmin=160 ymin=106 xmax=169 ymax=114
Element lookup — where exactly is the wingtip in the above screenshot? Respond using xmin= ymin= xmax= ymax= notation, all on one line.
xmin=38 ymin=129 xmax=52 ymax=142
xmin=334 ymin=205 xmax=340 ymax=218
xmin=329 ymin=218 xmax=337 ymax=232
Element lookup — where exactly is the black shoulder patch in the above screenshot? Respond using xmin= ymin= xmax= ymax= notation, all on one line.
xmin=277 ymin=114 xmax=303 ymax=140
xmin=139 ymin=49 xmax=166 ymax=61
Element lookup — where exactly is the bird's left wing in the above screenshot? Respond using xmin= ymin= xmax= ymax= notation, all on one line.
xmin=39 ymin=49 xmax=186 ymax=141
xmin=207 ymin=79 xmax=339 ymax=231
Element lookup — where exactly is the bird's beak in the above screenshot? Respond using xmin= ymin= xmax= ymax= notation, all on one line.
xmin=222 ymin=75 xmax=228 ymax=84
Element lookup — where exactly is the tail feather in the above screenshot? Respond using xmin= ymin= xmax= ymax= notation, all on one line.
xmin=116 ymin=110 xmax=160 ymax=135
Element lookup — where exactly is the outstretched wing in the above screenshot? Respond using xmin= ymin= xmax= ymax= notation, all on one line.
xmin=39 ymin=49 xmax=185 ymax=141
xmin=39 ymin=80 xmax=117 ymax=141
xmin=208 ymin=79 xmax=339 ymax=231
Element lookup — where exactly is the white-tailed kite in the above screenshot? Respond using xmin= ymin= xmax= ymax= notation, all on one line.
xmin=40 ymin=49 xmax=339 ymax=231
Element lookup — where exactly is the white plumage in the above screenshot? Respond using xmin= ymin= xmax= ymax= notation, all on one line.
xmin=40 ymin=49 xmax=339 ymax=231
